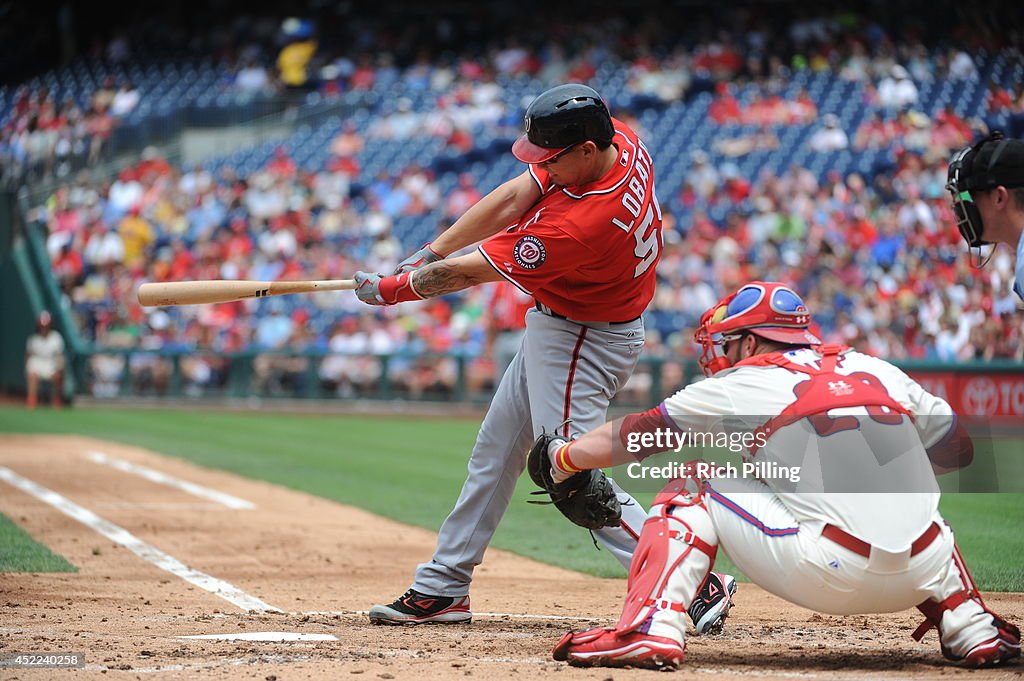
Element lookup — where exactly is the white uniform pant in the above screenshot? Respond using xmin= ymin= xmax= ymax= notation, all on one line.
xmin=696 ymin=477 xmax=998 ymax=657
xmin=706 ymin=477 xmax=957 ymax=615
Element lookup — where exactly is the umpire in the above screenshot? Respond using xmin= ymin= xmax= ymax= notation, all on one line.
xmin=947 ymin=130 xmax=1024 ymax=301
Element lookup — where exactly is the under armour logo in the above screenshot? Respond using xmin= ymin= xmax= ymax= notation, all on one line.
xmin=828 ymin=380 xmax=854 ymax=396
xmin=794 ymin=315 xmax=809 ymax=324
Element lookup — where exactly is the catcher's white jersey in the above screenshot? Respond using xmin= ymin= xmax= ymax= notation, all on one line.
xmin=621 ymin=345 xmax=1015 ymax=662
xmin=659 ymin=348 xmax=954 ymax=552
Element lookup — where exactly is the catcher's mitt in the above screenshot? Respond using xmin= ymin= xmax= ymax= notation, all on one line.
xmin=526 ymin=430 xmax=621 ymax=530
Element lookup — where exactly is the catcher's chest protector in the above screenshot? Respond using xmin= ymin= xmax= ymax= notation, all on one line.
xmin=733 ymin=345 xmax=913 ymax=456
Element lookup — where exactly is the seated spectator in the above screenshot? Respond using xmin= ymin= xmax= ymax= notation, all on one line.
xmin=445 ymin=173 xmax=482 ymax=221
xmin=900 ymin=110 xmax=932 ymax=151
xmin=853 ymin=111 xmax=897 ymax=150
xmin=930 ymin=107 xmax=971 ymax=157
xmin=110 ymin=82 xmax=140 ymax=118
xmin=51 ymin=241 xmax=84 ymax=292
xmin=877 ymin=65 xmax=918 ymax=109
xmin=946 ymin=48 xmax=978 ymax=80
xmin=118 ymin=205 xmax=154 ymax=268
xmin=92 ymin=76 xmax=117 ymax=112
xmin=808 ymin=114 xmax=849 ymax=151
xmin=84 ymin=100 xmax=115 ymax=166
xmin=25 ymin=311 xmax=65 ymax=409
xmin=986 ymin=81 xmax=1015 ymax=113
xmin=713 ymin=130 xmax=780 ymax=157
xmin=330 ymin=121 xmax=364 ymax=159
xmin=788 ymin=88 xmax=818 ymax=124
xmin=708 ymin=83 xmax=741 ymax=124
xmin=83 ymin=219 xmax=125 ymax=268
xmin=136 ymin=146 xmax=172 ymax=180
xmin=689 ymin=151 xmax=720 ymax=201
xmin=234 ymin=59 xmax=272 ymax=94
xmin=265 ymin=147 xmax=297 ymax=178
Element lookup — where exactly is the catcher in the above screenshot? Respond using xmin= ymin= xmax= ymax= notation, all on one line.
xmin=537 ymin=281 xmax=1020 ymax=670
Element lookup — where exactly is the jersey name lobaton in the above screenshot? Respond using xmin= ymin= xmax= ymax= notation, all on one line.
xmin=478 ymin=118 xmax=663 ymax=322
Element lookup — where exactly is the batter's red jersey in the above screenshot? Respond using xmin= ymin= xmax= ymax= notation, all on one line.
xmin=487 ymin=281 xmax=533 ymax=332
xmin=478 ymin=118 xmax=663 ymax=322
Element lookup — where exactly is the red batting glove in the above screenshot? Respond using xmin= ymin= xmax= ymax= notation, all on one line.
xmin=354 ymin=271 xmax=425 ymax=306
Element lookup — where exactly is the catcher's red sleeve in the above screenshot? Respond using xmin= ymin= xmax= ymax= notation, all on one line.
xmin=619 ymin=405 xmax=674 ymax=461
xmin=926 ymin=417 xmax=973 ymax=470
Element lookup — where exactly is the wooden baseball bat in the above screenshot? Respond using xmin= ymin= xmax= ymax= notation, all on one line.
xmin=137 ymin=279 xmax=357 ymax=307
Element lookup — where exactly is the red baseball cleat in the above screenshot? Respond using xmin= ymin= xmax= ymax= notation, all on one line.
xmin=552 ymin=627 xmax=684 ymax=670
xmin=957 ymin=618 xmax=1021 ymax=668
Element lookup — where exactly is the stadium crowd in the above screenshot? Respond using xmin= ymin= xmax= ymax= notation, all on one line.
xmin=18 ymin=5 xmax=1024 ymax=397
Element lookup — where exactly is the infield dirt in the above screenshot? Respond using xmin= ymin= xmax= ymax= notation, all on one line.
xmin=0 ymin=435 xmax=1020 ymax=680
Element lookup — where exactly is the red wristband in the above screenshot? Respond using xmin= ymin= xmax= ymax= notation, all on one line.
xmin=378 ymin=271 xmax=425 ymax=304
xmin=553 ymin=442 xmax=583 ymax=475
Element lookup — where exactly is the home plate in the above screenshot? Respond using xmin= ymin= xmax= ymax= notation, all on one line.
xmin=178 ymin=632 xmax=338 ymax=642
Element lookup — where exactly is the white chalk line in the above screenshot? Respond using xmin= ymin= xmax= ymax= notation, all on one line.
xmin=297 ymin=609 xmax=606 ymax=622
xmin=92 ymin=502 xmax=227 ymax=511
xmin=86 ymin=650 xmax=837 ymax=678
xmin=179 ymin=632 xmax=337 ymax=642
xmin=0 ymin=466 xmax=278 ymax=613
xmin=86 ymin=451 xmax=255 ymax=510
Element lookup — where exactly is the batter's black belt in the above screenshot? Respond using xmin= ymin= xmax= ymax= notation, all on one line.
xmin=534 ymin=301 xmax=641 ymax=326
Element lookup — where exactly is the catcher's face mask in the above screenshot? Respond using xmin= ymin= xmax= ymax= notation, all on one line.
xmin=946 ymin=137 xmax=995 ymax=250
xmin=694 ymin=282 xmax=820 ymax=377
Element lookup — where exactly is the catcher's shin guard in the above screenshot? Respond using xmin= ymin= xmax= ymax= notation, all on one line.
xmin=615 ymin=487 xmax=718 ymax=648
xmin=914 ymin=544 xmax=1021 ymax=667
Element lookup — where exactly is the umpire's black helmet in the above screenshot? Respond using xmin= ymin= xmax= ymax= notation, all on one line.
xmin=512 ymin=84 xmax=614 ymax=164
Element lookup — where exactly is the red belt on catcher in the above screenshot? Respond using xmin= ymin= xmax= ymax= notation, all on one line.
xmin=821 ymin=522 xmax=941 ymax=559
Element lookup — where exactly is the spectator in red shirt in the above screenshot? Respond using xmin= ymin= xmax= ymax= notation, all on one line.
xmin=266 ymin=146 xmax=297 ymax=178
xmin=986 ymin=81 xmax=1014 ymax=113
xmin=349 ymin=54 xmax=376 ymax=90
xmin=445 ymin=173 xmax=483 ymax=221
xmin=709 ymin=83 xmax=741 ymax=124
xmin=51 ymin=242 xmax=84 ymax=291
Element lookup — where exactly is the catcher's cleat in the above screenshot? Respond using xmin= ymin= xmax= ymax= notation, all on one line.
xmin=688 ymin=572 xmax=737 ymax=635
xmin=552 ymin=627 xmax=684 ymax=670
xmin=368 ymin=588 xmax=471 ymax=625
xmin=957 ymin=618 xmax=1021 ymax=668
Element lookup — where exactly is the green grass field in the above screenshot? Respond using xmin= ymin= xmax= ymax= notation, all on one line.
xmin=0 ymin=511 xmax=76 ymax=572
xmin=0 ymin=405 xmax=1021 ymax=591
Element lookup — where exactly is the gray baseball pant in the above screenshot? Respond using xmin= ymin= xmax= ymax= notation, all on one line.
xmin=413 ymin=308 xmax=649 ymax=596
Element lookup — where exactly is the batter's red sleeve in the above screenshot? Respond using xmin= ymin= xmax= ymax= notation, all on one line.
xmin=528 ymin=165 xmax=553 ymax=193
xmin=479 ymin=221 xmax=595 ymax=294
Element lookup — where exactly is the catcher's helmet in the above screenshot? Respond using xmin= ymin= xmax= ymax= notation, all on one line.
xmin=512 ymin=84 xmax=614 ymax=164
xmin=694 ymin=282 xmax=821 ymax=376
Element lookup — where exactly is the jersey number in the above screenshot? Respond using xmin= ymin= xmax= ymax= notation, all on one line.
xmin=799 ymin=372 xmax=905 ymax=438
xmin=633 ymin=205 xmax=659 ymax=278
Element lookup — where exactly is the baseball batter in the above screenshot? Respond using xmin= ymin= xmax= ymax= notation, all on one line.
xmin=353 ymin=84 xmax=733 ymax=630
xmin=545 ymin=282 xmax=1020 ymax=669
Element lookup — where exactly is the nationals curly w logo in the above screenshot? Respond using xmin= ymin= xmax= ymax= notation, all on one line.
xmin=513 ymin=235 xmax=547 ymax=270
